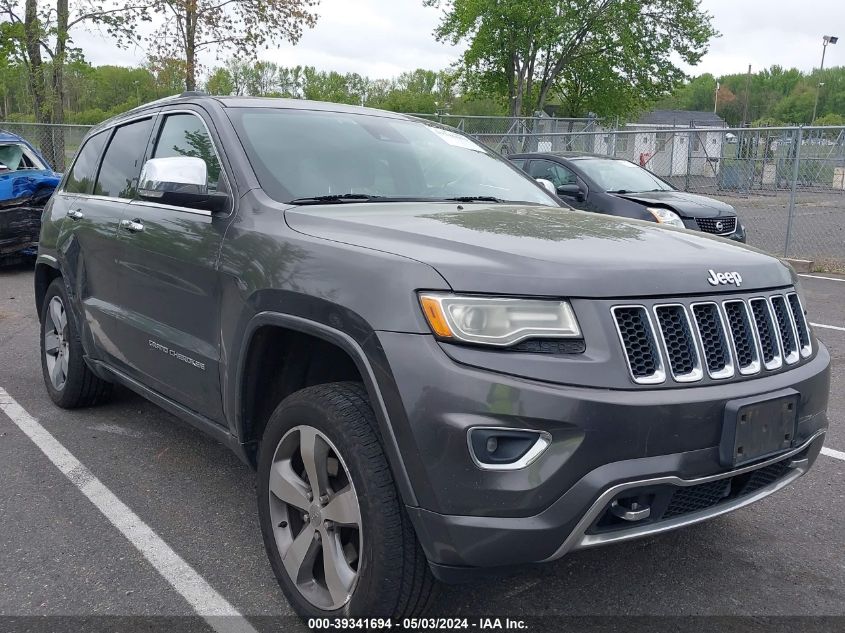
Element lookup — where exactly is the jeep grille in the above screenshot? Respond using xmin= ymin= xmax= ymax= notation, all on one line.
xmin=612 ymin=291 xmax=811 ymax=385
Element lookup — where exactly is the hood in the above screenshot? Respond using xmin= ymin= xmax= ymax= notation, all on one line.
xmin=612 ymin=190 xmax=736 ymax=218
xmin=285 ymin=203 xmax=792 ymax=298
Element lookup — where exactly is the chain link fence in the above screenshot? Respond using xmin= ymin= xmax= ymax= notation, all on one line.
xmin=1 ymin=122 xmax=92 ymax=173
xmin=4 ymin=118 xmax=843 ymax=270
xmin=456 ymin=119 xmax=845 ymax=271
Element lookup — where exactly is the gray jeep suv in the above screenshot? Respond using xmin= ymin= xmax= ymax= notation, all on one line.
xmin=35 ymin=94 xmax=830 ymax=620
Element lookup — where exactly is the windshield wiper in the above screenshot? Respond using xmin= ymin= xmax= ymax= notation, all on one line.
xmin=443 ymin=195 xmax=505 ymax=203
xmin=607 ymin=189 xmax=632 ymax=194
xmin=289 ymin=193 xmax=387 ymax=204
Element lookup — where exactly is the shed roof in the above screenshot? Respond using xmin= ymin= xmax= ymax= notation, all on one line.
xmin=636 ymin=110 xmax=726 ymax=127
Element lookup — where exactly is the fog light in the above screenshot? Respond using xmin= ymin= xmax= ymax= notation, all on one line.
xmin=468 ymin=427 xmax=551 ymax=471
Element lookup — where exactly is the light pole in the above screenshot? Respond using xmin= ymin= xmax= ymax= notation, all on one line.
xmin=811 ymin=35 xmax=838 ymax=124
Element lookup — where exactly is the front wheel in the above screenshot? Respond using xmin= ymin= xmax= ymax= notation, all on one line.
xmin=257 ymin=382 xmax=437 ymax=619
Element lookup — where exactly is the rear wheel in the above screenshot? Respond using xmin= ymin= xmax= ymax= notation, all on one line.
xmin=40 ymin=278 xmax=111 ymax=408
xmin=257 ymin=382 xmax=437 ymax=619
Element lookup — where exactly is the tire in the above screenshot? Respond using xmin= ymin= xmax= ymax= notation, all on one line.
xmin=40 ymin=277 xmax=111 ymax=408
xmin=257 ymin=382 xmax=437 ymax=620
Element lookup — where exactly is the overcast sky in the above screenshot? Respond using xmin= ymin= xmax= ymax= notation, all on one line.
xmin=76 ymin=0 xmax=845 ymax=79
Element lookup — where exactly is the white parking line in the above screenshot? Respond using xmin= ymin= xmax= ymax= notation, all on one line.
xmin=823 ymin=447 xmax=845 ymax=462
xmin=0 ymin=387 xmax=258 ymax=633
xmin=812 ymin=322 xmax=845 ymax=332
xmin=799 ymin=274 xmax=845 ymax=283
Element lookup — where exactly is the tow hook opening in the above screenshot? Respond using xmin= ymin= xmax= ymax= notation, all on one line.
xmin=610 ymin=497 xmax=652 ymax=522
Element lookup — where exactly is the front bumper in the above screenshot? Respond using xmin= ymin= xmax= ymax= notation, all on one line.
xmin=375 ymin=333 xmax=830 ymax=579
xmin=415 ymin=431 xmax=824 ymax=582
xmin=0 ymin=205 xmax=42 ymax=260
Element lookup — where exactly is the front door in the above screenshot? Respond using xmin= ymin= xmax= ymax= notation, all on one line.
xmin=113 ymin=110 xmax=233 ymax=423
xmin=55 ymin=127 xmax=136 ymax=365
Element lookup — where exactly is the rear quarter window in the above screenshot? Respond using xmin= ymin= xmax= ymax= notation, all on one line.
xmin=64 ymin=132 xmax=108 ymax=194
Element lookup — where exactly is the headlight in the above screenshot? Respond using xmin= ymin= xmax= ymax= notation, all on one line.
xmin=646 ymin=207 xmax=685 ymax=228
xmin=418 ymin=293 xmax=581 ymax=346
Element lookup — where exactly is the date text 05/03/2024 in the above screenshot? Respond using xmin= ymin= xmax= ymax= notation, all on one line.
xmin=307 ymin=618 xmax=528 ymax=630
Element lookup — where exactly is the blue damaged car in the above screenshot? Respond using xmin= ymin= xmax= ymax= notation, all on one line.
xmin=0 ymin=130 xmax=61 ymax=263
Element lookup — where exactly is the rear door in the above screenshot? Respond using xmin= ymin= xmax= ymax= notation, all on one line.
xmin=56 ymin=124 xmax=145 ymax=361
xmin=112 ymin=108 xmax=234 ymax=423
xmin=64 ymin=117 xmax=157 ymax=367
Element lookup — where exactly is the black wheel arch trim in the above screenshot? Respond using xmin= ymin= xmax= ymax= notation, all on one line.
xmin=234 ymin=310 xmax=420 ymax=507
xmin=34 ymin=254 xmax=61 ymax=319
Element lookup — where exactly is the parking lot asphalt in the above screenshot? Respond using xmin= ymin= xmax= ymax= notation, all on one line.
xmin=0 ymin=265 xmax=843 ymax=628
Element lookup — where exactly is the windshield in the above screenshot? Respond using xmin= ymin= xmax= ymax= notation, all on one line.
xmin=227 ymin=108 xmax=557 ymax=206
xmin=575 ymin=158 xmax=673 ymax=193
xmin=0 ymin=143 xmax=47 ymax=172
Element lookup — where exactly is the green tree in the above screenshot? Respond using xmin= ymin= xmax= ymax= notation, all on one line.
xmin=1 ymin=0 xmax=144 ymax=166
xmin=655 ymin=65 xmax=845 ymax=125
xmin=772 ymin=84 xmax=816 ymax=124
xmin=206 ymin=67 xmax=233 ymax=95
xmin=246 ymin=61 xmax=280 ymax=96
xmin=146 ymin=56 xmax=188 ymax=97
xmin=814 ymin=112 xmax=845 ymax=126
xmin=427 ymin=0 xmax=717 ymax=117
xmin=656 ymin=73 xmax=718 ymax=112
xmin=277 ymin=64 xmax=304 ymax=97
xmin=301 ymin=67 xmax=359 ymax=104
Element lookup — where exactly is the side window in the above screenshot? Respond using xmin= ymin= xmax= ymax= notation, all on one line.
xmin=509 ymin=158 xmax=526 ymax=171
xmin=95 ymin=118 xmax=154 ymax=198
xmin=528 ymin=160 xmax=577 ymax=188
xmin=64 ymin=132 xmax=108 ymax=194
xmin=153 ymin=113 xmax=222 ymax=193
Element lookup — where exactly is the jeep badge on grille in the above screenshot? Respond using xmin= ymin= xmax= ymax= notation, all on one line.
xmin=707 ymin=269 xmax=742 ymax=287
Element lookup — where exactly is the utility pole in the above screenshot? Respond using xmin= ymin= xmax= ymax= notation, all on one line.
xmin=741 ymin=65 xmax=751 ymax=126
xmin=714 ymin=81 xmax=720 ymax=113
xmin=811 ymin=35 xmax=838 ymax=124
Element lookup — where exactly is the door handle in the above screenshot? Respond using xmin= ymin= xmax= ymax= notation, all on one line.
xmin=120 ymin=219 xmax=145 ymax=233
xmin=66 ymin=209 xmax=84 ymax=220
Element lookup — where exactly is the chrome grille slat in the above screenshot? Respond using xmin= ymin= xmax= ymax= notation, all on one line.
xmin=612 ymin=306 xmax=666 ymax=385
xmin=723 ymin=300 xmax=761 ymax=375
xmin=749 ymin=298 xmax=783 ymax=370
xmin=770 ymin=295 xmax=800 ymax=365
xmin=786 ymin=292 xmax=813 ymax=358
xmin=653 ymin=304 xmax=703 ymax=382
xmin=691 ymin=302 xmax=734 ymax=379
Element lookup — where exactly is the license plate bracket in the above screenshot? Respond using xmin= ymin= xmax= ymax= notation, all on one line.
xmin=720 ymin=389 xmax=799 ymax=468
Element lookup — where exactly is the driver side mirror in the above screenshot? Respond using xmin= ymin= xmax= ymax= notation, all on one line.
xmin=138 ymin=156 xmax=229 ymax=213
xmin=556 ymin=183 xmax=585 ymax=202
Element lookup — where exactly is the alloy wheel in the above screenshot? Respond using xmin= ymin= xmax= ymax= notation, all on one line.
xmin=44 ymin=296 xmax=70 ymax=391
xmin=268 ymin=425 xmax=363 ymax=610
